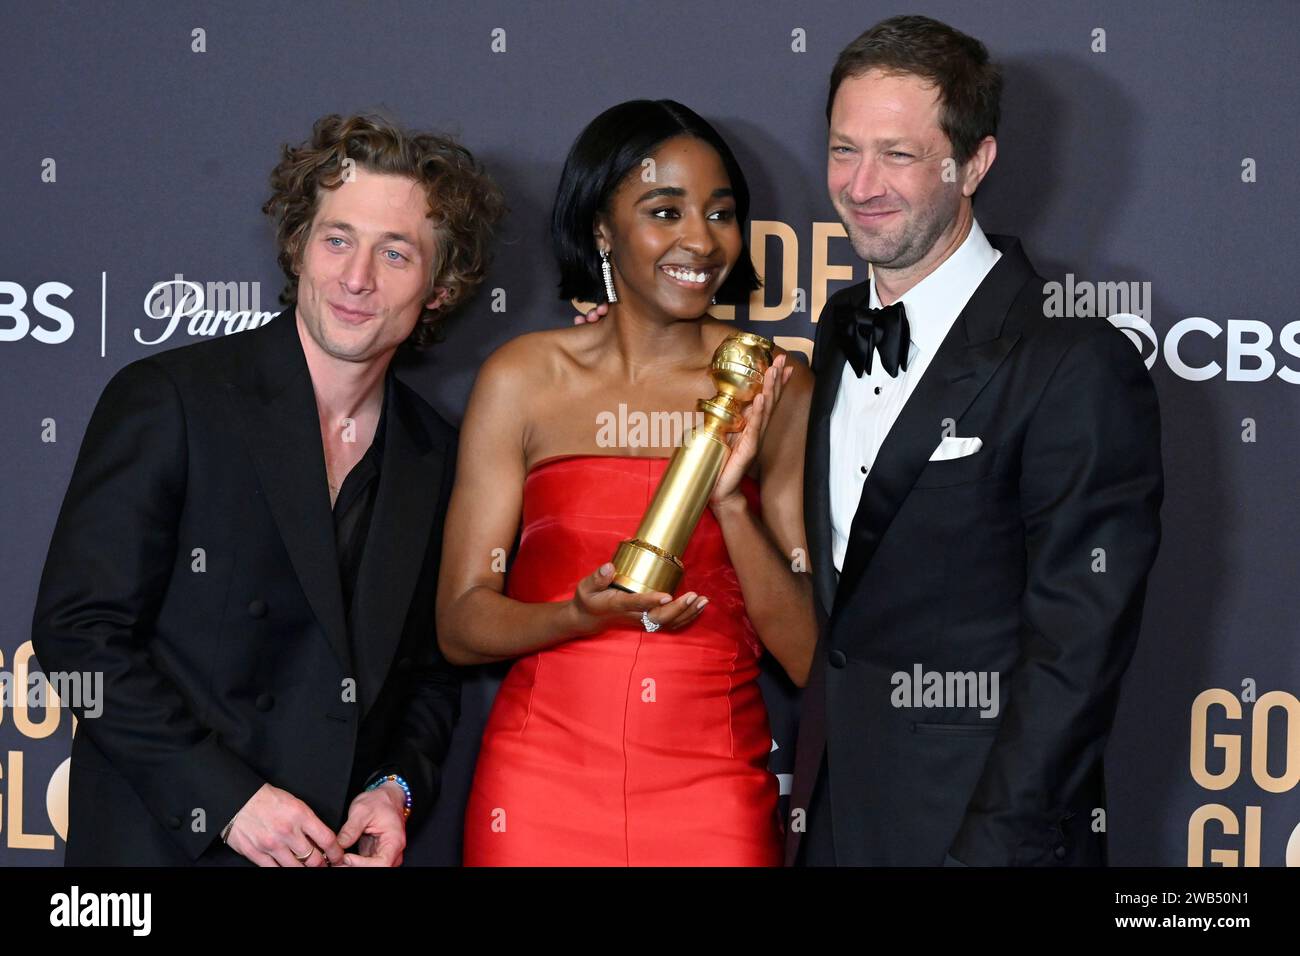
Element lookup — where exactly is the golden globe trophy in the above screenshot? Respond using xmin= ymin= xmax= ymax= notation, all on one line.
xmin=610 ymin=331 xmax=775 ymax=595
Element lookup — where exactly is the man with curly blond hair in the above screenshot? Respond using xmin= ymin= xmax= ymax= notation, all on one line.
xmin=33 ymin=113 xmax=504 ymax=866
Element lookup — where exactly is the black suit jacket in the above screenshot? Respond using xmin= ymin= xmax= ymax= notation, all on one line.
xmin=786 ymin=235 xmax=1163 ymax=866
xmin=31 ymin=308 xmax=460 ymax=865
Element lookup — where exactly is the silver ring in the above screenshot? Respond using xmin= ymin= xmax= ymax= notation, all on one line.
xmin=640 ymin=610 xmax=661 ymax=633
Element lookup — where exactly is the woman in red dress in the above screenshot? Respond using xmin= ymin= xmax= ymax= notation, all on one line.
xmin=437 ymin=100 xmax=816 ymax=866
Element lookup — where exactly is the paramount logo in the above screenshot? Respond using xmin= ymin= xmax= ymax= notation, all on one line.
xmin=137 ymin=274 xmax=280 ymax=345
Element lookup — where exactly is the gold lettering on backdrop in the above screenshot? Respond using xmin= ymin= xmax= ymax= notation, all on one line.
xmin=1188 ymin=687 xmax=1299 ymax=865
xmin=1 ymin=642 xmax=72 ymax=851
xmin=748 ymin=221 xmax=799 ymax=322
xmin=4 ymin=751 xmax=56 ymax=850
xmin=574 ymin=219 xmax=860 ymax=344
xmin=49 ymin=758 xmax=69 ymax=841
xmin=811 ymin=221 xmax=854 ymax=326
xmin=1187 ymin=803 xmax=1261 ymax=867
xmin=12 ymin=641 xmax=60 ymax=739
xmin=1190 ymin=688 xmax=1240 ymax=789
xmin=1253 ymin=690 xmax=1300 ymax=793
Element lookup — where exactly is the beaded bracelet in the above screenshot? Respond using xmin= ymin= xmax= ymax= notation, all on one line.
xmin=366 ymin=773 xmax=412 ymax=820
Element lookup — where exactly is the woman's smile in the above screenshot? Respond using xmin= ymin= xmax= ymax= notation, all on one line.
xmin=659 ymin=263 xmax=719 ymax=289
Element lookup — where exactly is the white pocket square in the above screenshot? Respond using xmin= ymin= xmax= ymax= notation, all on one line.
xmin=929 ymin=436 xmax=983 ymax=462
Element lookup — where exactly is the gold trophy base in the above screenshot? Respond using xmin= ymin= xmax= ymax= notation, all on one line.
xmin=611 ymin=538 xmax=684 ymax=595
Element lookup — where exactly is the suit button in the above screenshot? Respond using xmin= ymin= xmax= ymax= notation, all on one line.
xmin=829 ymin=649 xmax=847 ymax=668
xmin=166 ymin=815 xmax=182 ymax=830
xmin=248 ymin=599 xmax=267 ymax=619
xmin=1054 ymin=845 xmax=1067 ymax=860
xmin=255 ymin=693 xmax=274 ymax=712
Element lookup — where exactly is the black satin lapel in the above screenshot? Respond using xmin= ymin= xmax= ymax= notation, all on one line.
xmin=805 ymin=378 xmax=838 ymax=620
xmin=831 ymin=235 xmax=1035 ymax=614
xmin=832 ymin=335 xmax=1020 ymax=616
xmin=806 ymin=302 xmax=855 ymax=620
xmin=226 ymin=323 xmax=351 ymax=674
xmin=349 ymin=389 xmax=444 ymax=719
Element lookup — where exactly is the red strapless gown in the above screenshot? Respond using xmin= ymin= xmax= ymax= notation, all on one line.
xmin=463 ymin=454 xmax=782 ymax=866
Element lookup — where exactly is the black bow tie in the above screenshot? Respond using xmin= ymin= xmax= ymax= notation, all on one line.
xmin=832 ymin=298 xmax=911 ymax=378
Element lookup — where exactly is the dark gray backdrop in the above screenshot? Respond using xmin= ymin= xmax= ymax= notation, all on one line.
xmin=2 ymin=0 xmax=1296 ymax=866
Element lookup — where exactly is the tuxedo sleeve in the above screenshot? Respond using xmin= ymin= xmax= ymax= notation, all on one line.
xmin=367 ymin=439 xmax=462 ymax=831
xmin=31 ymin=360 xmax=266 ymax=861
xmin=948 ymin=324 xmax=1163 ymax=865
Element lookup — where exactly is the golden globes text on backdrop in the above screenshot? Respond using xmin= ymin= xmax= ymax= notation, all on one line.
xmin=1189 ymin=687 xmax=1300 ymax=866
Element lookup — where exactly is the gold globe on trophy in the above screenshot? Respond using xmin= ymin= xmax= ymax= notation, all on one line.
xmin=610 ymin=331 xmax=775 ymax=595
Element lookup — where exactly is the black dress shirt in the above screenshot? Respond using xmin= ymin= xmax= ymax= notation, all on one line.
xmin=333 ymin=368 xmax=394 ymax=624
xmin=220 ymin=367 xmax=396 ymax=845
xmin=333 ymin=371 xmax=417 ymax=809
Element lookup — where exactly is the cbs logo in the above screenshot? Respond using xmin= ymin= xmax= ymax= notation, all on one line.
xmin=1110 ymin=313 xmax=1300 ymax=383
xmin=0 ymin=281 xmax=74 ymax=344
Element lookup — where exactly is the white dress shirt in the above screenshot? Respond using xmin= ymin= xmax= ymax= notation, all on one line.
xmin=829 ymin=218 xmax=1002 ymax=572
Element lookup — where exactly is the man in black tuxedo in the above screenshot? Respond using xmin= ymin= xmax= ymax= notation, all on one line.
xmin=788 ymin=17 xmax=1163 ymax=866
xmin=32 ymin=113 xmax=502 ymax=866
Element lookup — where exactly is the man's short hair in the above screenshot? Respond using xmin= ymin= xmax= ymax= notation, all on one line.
xmin=262 ymin=113 xmax=505 ymax=349
xmin=827 ymin=15 xmax=1003 ymax=167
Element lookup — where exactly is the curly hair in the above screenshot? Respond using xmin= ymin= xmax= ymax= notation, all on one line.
xmin=262 ymin=113 xmax=505 ymax=349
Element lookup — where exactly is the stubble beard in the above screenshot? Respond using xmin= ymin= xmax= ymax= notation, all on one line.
xmin=839 ymin=189 xmax=960 ymax=274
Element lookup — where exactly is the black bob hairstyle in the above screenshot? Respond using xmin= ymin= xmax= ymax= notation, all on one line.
xmin=550 ymin=99 xmax=762 ymax=305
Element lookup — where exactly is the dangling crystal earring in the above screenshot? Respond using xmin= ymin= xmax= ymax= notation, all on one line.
xmin=600 ymin=248 xmax=618 ymax=303
xmin=710 ymin=295 xmax=717 ymax=305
